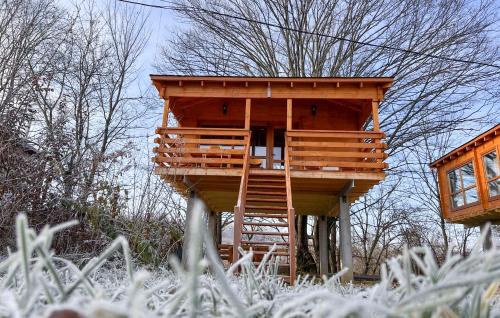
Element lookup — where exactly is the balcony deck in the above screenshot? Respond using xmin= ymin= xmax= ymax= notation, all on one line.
xmin=153 ymin=127 xmax=387 ymax=216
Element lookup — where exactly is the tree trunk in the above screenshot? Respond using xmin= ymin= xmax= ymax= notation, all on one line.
xmin=296 ymin=214 xmax=316 ymax=273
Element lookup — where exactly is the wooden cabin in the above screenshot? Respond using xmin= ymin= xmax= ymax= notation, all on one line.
xmin=430 ymin=124 xmax=500 ymax=227
xmin=151 ymin=75 xmax=393 ymax=283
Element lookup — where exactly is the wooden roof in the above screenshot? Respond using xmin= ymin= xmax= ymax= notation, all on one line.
xmin=150 ymin=75 xmax=394 ymax=99
xmin=430 ymin=124 xmax=500 ymax=168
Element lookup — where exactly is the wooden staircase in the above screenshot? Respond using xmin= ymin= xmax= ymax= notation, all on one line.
xmin=232 ymin=135 xmax=296 ymax=283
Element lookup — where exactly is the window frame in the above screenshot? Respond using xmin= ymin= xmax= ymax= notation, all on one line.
xmin=482 ymin=147 xmax=500 ymax=201
xmin=446 ymin=160 xmax=480 ymax=211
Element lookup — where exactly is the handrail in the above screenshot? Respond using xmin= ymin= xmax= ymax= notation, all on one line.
xmin=284 ymin=133 xmax=296 ymax=284
xmin=232 ymin=133 xmax=252 ymax=262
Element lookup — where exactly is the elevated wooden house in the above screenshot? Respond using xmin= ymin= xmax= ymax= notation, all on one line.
xmin=430 ymin=124 xmax=500 ymax=227
xmin=151 ymin=75 xmax=393 ymax=283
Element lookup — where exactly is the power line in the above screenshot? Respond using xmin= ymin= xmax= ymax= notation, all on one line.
xmin=118 ymin=0 xmax=500 ymax=70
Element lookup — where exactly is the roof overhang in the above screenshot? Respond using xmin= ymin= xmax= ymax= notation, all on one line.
xmin=150 ymin=75 xmax=394 ymax=100
xmin=430 ymin=124 xmax=500 ymax=168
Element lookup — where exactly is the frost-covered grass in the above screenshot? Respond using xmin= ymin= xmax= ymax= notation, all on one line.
xmin=1 ymin=202 xmax=500 ymax=317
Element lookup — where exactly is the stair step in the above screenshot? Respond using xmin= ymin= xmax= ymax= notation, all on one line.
xmin=248 ymin=169 xmax=285 ymax=176
xmin=248 ymin=178 xmax=285 ymax=183
xmin=241 ymin=240 xmax=289 ymax=246
xmin=246 ymin=197 xmax=287 ymax=203
xmin=245 ymin=205 xmax=287 ymax=210
xmin=247 ymin=190 xmax=286 ymax=196
xmin=251 ymin=251 xmax=289 ymax=256
xmin=244 ymin=213 xmax=288 ymax=218
xmin=247 ymin=184 xmax=285 ymax=189
xmin=243 ymin=222 xmax=289 ymax=227
xmin=242 ymin=231 xmax=289 ymax=236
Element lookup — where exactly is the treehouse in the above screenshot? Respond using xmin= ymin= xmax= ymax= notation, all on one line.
xmin=430 ymin=124 xmax=500 ymax=227
xmin=151 ymin=75 xmax=393 ymax=283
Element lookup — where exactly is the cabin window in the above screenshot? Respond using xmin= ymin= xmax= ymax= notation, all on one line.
xmin=447 ymin=162 xmax=479 ymax=209
xmin=483 ymin=150 xmax=500 ymax=198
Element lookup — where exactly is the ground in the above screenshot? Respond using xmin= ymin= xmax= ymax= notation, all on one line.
xmin=1 ymin=214 xmax=500 ymax=317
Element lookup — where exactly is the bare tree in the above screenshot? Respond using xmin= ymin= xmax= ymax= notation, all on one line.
xmin=157 ymin=0 xmax=499 ymax=272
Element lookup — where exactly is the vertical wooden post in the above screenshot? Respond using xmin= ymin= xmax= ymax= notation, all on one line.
xmin=245 ymin=98 xmax=251 ymax=130
xmin=287 ymin=99 xmax=293 ymax=131
xmin=371 ymin=99 xmax=382 ymax=165
xmin=162 ymin=98 xmax=170 ymax=127
xmin=318 ymin=215 xmax=328 ymax=277
xmin=371 ymin=99 xmax=380 ymax=131
xmin=266 ymin=126 xmax=274 ymax=169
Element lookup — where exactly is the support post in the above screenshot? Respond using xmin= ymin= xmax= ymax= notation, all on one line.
xmin=371 ymin=99 xmax=382 ymax=164
xmin=480 ymin=223 xmax=493 ymax=251
xmin=371 ymin=99 xmax=380 ymax=131
xmin=162 ymin=98 xmax=170 ymax=127
xmin=245 ymin=98 xmax=251 ymax=130
xmin=181 ymin=190 xmax=197 ymax=268
xmin=216 ymin=213 xmax=222 ymax=246
xmin=287 ymin=99 xmax=293 ymax=131
xmin=207 ymin=210 xmax=218 ymax=247
xmin=318 ymin=215 xmax=328 ymax=277
xmin=339 ymin=180 xmax=354 ymax=283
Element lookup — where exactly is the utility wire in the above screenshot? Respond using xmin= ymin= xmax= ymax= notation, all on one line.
xmin=118 ymin=0 xmax=500 ymax=70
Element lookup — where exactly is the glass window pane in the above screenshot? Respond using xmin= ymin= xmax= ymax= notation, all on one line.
xmin=488 ymin=180 xmax=500 ymax=197
xmin=484 ymin=151 xmax=499 ymax=180
xmin=460 ymin=163 xmax=476 ymax=188
xmin=464 ymin=187 xmax=478 ymax=204
xmin=448 ymin=170 xmax=460 ymax=193
xmin=452 ymin=193 xmax=464 ymax=208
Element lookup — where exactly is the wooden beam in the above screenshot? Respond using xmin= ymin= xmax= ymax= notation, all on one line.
xmin=245 ymin=98 xmax=251 ymax=130
xmin=287 ymin=99 xmax=293 ymax=131
xmin=163 ymin=84 xmax=381 ymax=99
xmin=161 ymin=98 xmax=170 ymax=127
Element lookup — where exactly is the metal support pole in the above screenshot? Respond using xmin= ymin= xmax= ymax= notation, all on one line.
xmin=339 ymin=180 xmax=354 ymax=283
xmin=318 ymin=215 xmax=328 ymax=277
xmin=480 ymin=223 xmax=493 ymax=251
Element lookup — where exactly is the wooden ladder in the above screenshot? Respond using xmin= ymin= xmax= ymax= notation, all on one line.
xmin=233 ymin=134 xmax=296 ymax=283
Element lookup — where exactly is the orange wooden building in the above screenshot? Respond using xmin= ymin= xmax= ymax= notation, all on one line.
xmin=151 ymin=75 xmax=393 ymax=283
xmin=430 ymin=124 xmax=500 ymax=227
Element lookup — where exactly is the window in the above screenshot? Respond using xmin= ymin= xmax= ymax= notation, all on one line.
xmin=483 ymin=150 xmax=500 ymax=198
xmin=448 ymin=162 xmax=479 ymax=209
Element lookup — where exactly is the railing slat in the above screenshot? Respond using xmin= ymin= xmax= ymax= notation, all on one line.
xmin=155 ymin=157 xmax=245 ymax=165
xmin=154 ymin=137 xmax=247 ymax=146
xmin=154 ymin=146 xmax=246 ymax=155
xmin=290 ymin=150 xmax=387 ymax=159
xmin=289 ymin=141 xmax=387 ymax=149
xmin=289 ymin=160 xmax=387 ymax=169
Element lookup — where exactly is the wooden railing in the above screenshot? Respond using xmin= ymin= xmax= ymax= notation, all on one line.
xmin=286 ymin=130 xmax=388 ymax=172
xmin=284 ymin=134 xmax=296 ymax=284
xmin=153 ymin=127 xmax=250 ymax=168
xmin=232 ymin=136 xmax=252 ymax=262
